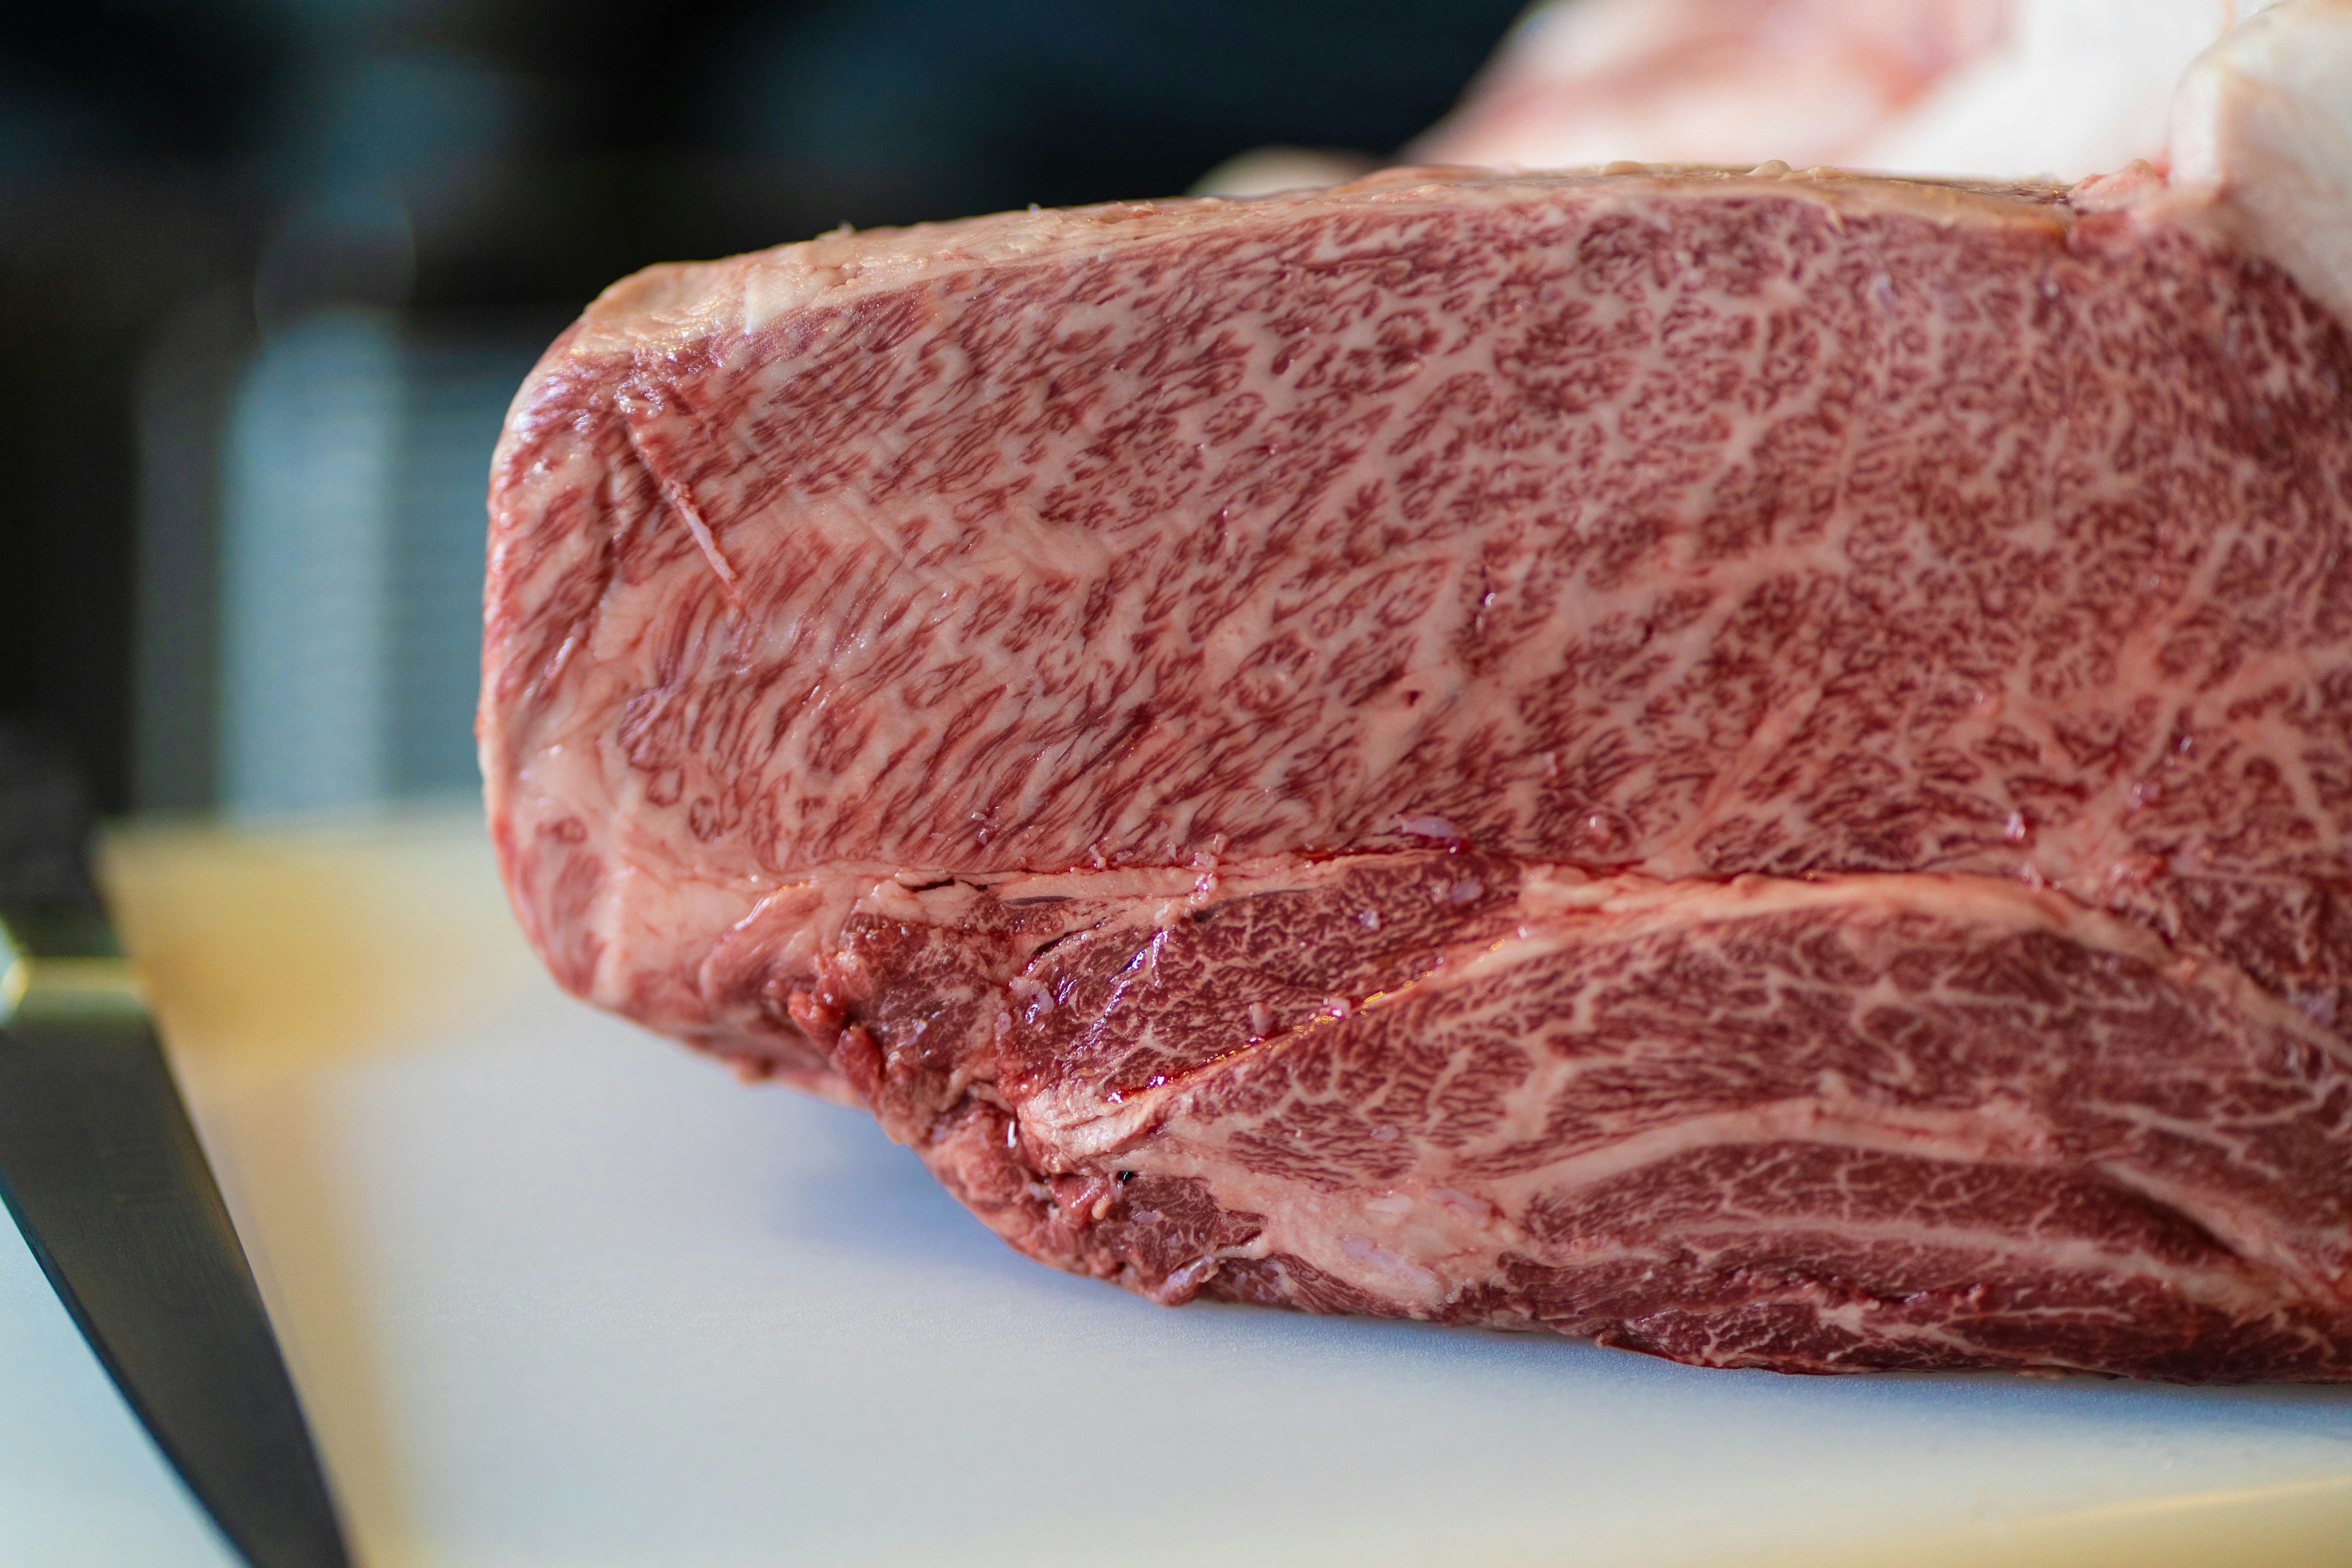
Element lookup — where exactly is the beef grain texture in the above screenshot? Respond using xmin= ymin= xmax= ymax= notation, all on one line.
xmin=483 ymin=167 xmax=2352 ymax=1379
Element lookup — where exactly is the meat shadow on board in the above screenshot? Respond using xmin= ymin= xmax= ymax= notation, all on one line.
xmin=756 ymin=1092 xmax=1025 ymax=1266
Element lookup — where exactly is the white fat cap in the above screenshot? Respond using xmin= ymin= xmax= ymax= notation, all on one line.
xmin=1853 ymin=0 xmax=2243 ymax=179
xmin=2166 ymin=0 xmax=2352 ymax=325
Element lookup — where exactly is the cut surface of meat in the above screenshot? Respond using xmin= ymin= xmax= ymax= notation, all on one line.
xmin=482 ymin=153 xmax=2352 ymax=1379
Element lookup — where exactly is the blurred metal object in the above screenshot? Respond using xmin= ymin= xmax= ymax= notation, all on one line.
xmin=203 ymin=312 xmax=545 ymax=816
xmin=0 ymin=725 xmax=353 ymax=1568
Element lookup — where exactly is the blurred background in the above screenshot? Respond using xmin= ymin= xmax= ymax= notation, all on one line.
xmin=0 ymin=0 xmax=1531 ymax=817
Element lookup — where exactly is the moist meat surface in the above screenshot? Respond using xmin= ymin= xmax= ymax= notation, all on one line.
xmin=482 ymin=167 xmax=2352 ymax=1379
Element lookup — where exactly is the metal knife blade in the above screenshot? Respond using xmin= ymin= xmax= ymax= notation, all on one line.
xmin=0 ymin=728 xmax=353 ymax=1568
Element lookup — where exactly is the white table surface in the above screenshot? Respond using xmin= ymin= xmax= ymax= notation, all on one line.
xmin=5 ymin=809 xmax=2351 ymax=1568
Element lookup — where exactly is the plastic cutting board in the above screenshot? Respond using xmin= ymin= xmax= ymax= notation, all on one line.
xmin=2 ymin=810 xmax=2348 ymax=1567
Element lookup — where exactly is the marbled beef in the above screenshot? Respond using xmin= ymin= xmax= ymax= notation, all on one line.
xmin=481 ymin=13 xmax=2352 ymax=1379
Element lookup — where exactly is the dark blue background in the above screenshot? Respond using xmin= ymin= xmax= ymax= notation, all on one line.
xmin=0 ymin=0 xmax=1527 ymax=810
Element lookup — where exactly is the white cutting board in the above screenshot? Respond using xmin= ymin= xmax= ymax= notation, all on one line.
xmin=5 ymin=810 xmax=2351 ymax=1568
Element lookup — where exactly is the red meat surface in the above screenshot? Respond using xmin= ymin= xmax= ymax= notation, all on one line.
xmin=482 ymin=166 xmax=2352 ymax=1379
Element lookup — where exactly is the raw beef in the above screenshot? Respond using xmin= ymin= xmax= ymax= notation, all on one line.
xmin=481 ymin=11 xmax=2352 ymax=1378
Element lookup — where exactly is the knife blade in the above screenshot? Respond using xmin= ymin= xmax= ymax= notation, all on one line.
xmin=0 ymin=726 xmax=353 ymax=1568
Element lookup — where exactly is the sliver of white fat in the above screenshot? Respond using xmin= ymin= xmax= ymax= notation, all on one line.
xmin=2164 ymin=0 xmax=2352 ymax=329
xmin=1861 ymin=0 xmax=2352 ymax=328
xmin=1847 ymin=0 xmax=2280 ymax=179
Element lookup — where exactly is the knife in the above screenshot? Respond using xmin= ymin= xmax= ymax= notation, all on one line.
xmin=0 ymin=726 xmax=353 ymax=1568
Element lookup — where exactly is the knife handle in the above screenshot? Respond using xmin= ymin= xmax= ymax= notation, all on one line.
xmin=0 ymin=723 xmax=124 ymax=965
xmin=0 ymin=725 xmax=147 ymax=1025
xmin=0 ymin=937 xmax=148 ymax=1027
